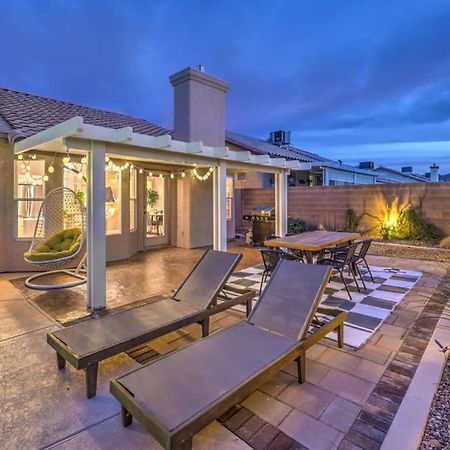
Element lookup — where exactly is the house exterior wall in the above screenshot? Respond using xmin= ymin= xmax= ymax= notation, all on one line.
xmin=240 ymin=183 xmax=450 ymax=237
xmin=0 ymin=140 xmax=148 ymax=272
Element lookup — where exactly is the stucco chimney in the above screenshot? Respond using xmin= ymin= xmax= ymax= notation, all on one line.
xmin=170 ymin=67 xmax=229 ymax=146
xmin=430 ymin=163 xmax=440 ymax=182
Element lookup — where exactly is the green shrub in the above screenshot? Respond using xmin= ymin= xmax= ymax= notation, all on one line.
xmin=346 ymin=209 xmax=360 ymax=232
xmin=391 ymin=207 xmax=442 ymax=243
xmin=287 ymin=217 xmax=314 ymax=234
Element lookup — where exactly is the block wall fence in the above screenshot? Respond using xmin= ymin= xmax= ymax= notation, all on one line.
xmin=239 ymin=182 xmax=450 ymax=237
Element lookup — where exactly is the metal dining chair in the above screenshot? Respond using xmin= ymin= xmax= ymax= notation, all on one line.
xmin=259 ymin=248 xmax=299 ymax=296
xmin=318 ymin=242 xmax=360 ymax=300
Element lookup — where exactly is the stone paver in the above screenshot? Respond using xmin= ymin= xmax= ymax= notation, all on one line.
xmin=242 ymin=390 xmax=292 ymax=427
xmin=259 ymin=370 xmax=295 ymax=397
xmin=320 ymin=397 xmax=362 ymax=433
xmin=319 ymin=368 xmax=376 ymax=405
xmin=278 ymin=382 xmax=335 ymax=419
xmin=279 ymin=408 xmax=345 ymax=450
xmin=282 ymin=358 xmax=331 ymax=385
xmin=353 ymin=359 xmax=387 ymax=383
xmin=317 ymin=347 xmax=362 ymax=372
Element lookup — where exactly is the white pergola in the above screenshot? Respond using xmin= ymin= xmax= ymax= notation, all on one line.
xmin=14 ymin=116 xmax=310 ymax=309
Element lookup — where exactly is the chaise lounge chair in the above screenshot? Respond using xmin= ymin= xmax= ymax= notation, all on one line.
xmin=47 ymin=249 xmax=254 ymax=398
xmin=110 ymin=260 xmax=348 ymax=449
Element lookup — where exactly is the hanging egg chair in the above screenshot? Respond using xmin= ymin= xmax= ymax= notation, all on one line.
xmin=24 ymin=187 xmax=87 ymax=290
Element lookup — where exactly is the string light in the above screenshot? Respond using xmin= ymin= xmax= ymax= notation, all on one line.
xmin=170 ymin=173 xmax=174 ymax=179
xmin=192 ymin=167 xmax=214 ymax=181
xmin=17 ymin=154 xmax=24 ymax=160
xmin=48 ymin=165 xmax=55 ymax=173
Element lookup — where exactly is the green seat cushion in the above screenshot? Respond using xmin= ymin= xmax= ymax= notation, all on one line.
xmin=25 ymin=227 xmax=82 ymax=262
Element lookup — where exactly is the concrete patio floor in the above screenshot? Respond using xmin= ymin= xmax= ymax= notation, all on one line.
xmin=0 ymin=245 xmax=447 ymax=449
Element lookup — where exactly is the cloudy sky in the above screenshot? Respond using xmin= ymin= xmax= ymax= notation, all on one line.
xmin=1 ymin=0 xmax=449 ymax=174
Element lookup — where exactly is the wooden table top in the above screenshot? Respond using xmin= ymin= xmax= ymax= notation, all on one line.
xmin=264 ymin=231 xmax=360 ymax=251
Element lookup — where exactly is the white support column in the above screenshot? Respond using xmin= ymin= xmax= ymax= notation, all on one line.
xmin=323 ymin=168 xmax=329 ymax=186
xmin=87 ymin=141 xmax=106 ymax=309
xmin=213 ymin=161 xmax=227 ymax=251
xmin=275 ymin=170 xmax=288 ymax=237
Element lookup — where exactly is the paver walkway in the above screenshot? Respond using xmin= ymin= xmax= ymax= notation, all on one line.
xmin=0 ymin=251 xmax=447 ymax=449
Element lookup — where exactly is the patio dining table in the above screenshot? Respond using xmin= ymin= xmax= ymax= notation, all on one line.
xmin=264 ymin=230 xmax=360 ymax=263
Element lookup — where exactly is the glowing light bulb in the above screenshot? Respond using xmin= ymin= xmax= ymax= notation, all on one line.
xmin=181 ymin=171 xmax=186 ymax=178
xmin=149 ymin=172 xmax=153 ymax=177
xmin=159 ymin=173 xmax=163 ymax=178
xmin=43 ymin=175 xmax=49 ymax=182
xmin=105 ymin=156 xmax=110 ymax=163
xmin=209 ymin=167 xmax=214 ymax=173
xmin=170 ymin=173 xmax=174 ymax=179
xmin=48 ymin=165 xmax=55 ymax=173
xmin=18 ymin=154 xmax=24 ymax=160
xmin=81 ymin=156 xmax=87 ymax=164
xmin=63 ymin=156 xmax=70 ymax=164
xmin=31 ymin=154 xmax=37 ymax=160
xmin=130 ymin=164 xmax=134 ymax=169
xmin=20 ymin=162 xmax=26 ymax=170
xmin=139 ymin=169 xmax=143 ymax=174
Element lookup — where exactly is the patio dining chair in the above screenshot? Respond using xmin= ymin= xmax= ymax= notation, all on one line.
xmin=47 ymin=249 xmax=254 ymax=398
xmin=324 ymin=239 xmax=374 ymax=290
xmin=259 ymin=248 xmax=299 ymax=296
xmin=318 ymin=242 xmax=360 ymax=299
xmin=110 ymin=260 xmax=347 ymax=450
xmin=265 ymin=234 xmax=306 ymax=262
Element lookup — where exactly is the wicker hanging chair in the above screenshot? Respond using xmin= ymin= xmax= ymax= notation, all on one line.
xmin=24 ymin=187 xmax=87 ymax=290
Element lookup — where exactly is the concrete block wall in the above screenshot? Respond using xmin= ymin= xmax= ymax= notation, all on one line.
xmin=240 ymin=183 xmax=450 ymax=237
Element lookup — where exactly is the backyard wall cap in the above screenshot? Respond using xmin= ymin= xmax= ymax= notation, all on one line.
xmin=169 ymin=67 xmax=229 ymax=92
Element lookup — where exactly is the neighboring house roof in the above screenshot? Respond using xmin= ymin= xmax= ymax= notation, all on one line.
xmin=225 ymin=130 xmax=378 ymax=177
xmin=0 ymin=87 xmax=170 ymax=140
xmin=440 ymin=173 xmax=450 ymax=182
xmin=375 ymin=166 xmax=429 ymax=182
xmin=225 ymin=130 xmax=330 ymax=163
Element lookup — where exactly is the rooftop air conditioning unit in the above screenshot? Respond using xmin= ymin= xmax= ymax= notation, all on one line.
xmin=269 ymin=130 xmax=291 ymax=146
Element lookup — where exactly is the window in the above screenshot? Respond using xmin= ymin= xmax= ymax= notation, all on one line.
xmin=64 ymin=162 xmax=87 ymax=206
xmin=105 ymin=165 xmax=122 ymax=235
xmin=64 ymin=158 xmax=122 ymax=235
xmin=14 ymin=160 xmax=46 ymax=239
xmin=129 ymin=168 xmax=137 ymax=231
xmin=226 ymin=176 xmax=233 ymax=220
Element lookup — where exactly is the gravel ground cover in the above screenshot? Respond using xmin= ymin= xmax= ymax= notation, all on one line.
xmin=370 ymin=242 xmax=450 ymax=263
xmin=420 ymin=356 xmax=450 ymax=449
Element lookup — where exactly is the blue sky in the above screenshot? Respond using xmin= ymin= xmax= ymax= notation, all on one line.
xmin=1 ymin=0 xmax=449 ymax=174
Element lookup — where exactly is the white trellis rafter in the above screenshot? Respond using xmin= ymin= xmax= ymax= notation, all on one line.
xmin=13 ymin=116 xmax=297 ymax=309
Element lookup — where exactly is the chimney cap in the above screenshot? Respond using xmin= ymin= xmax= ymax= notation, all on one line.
xmin=169 ymin=67 xmax=229 ymax=92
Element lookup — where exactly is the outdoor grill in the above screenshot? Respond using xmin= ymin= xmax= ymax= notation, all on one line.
xmin=243 ymin=205 xmax=275 ymax=245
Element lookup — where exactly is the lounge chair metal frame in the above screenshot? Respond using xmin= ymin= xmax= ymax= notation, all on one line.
xmin=111 ymin=261 xmax=347 ymax=450
xmin=47 ymin=250 xmax=254 ymax=398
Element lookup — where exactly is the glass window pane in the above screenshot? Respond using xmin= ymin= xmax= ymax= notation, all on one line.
xmin=130 ymin=200 xmax=136 ymax=231
xmin=130 ymin=169 xmax=137 ymax=199
xmin=146 ymin=175 xmax=165 ymax=238
xmin=64 ymin=163 xmax=87 ymax=206
xmin=15 ymin=160 xmax=46 ymax=198
xmin=106 ymin=166 xmax=121 ymax=234
xmin=16 ymin=200 xmax=43 ymax=238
